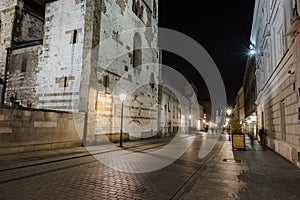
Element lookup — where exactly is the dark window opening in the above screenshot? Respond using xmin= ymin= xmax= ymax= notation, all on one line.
xmin=149 ymin=72 xmax=155 ymax=89
xmin=103 ymin=75 xmax=109 ymax=88
xmin=64 ymin=77 xmax=67 ymax=88
xmin=21 ymin=58 xmax=27 ymax=73
xmin=293 ymin=82 xmax=296 ymax=91
xmin=133 ymin=33 xmax=142 ymax=68
xmin=72 ymin=29 xmax=78 ymax=44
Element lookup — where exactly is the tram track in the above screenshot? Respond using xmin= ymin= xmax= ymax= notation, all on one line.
xmin=170 ymin=135 xmax=226 ymax=200
xmin=0 ymin=135 xmax=195 ymax=185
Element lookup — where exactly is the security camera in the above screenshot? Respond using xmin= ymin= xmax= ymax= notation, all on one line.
xmin=288 ymin=69 xmax=295 ymax=74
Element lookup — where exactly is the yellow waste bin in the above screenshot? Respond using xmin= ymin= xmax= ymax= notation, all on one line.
xmin=232 ymin=133 xmax=245 ymax=150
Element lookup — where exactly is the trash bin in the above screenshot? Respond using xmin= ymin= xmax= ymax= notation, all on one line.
xmin=232 ymin=133 xmax=245 ymax=150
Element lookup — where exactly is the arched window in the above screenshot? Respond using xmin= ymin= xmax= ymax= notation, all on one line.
xmin=133 ymin=33 xmax=142 ymax=68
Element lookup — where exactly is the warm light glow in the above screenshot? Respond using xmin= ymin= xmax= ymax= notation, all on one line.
xmin=226 ymin=109 xmax=232 ymax=115
xmin=226 ymin=118 xmax=230 ymax=122
xmin=119 ymin=93 xmax=126 ymax=102
xmin=197 ymin=120 xmax=201 ymax=130
xmin=188 ymin=115 xmax=192 ymax=120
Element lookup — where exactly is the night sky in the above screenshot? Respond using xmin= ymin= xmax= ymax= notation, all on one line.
xmin=158 ymin=1 xmax=255 ymax=106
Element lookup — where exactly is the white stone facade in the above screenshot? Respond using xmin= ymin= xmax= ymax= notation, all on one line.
xmin=251 ymin=0 xmax=300 ymax=167
xmin=0 ymin=0 xmax=203 ymax=145
xmin=37 ymin=0 xmax=86 ymax=111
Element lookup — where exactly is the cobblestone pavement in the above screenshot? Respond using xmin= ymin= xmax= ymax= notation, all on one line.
xmin=0 ymin=133 xmax=300 ymax=200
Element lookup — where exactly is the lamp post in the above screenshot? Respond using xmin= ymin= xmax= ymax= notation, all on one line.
xmin=119 ymin=93 xmax=126 ymax=147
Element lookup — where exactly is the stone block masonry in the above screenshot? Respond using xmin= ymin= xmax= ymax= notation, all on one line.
xmin=37 ymin=0 xmax=86 ymax=111
xmin=0 ymin=1 xmax=17 ymax=78
xmin=0 ymin=0 xmax=161 ymax=146
xmin=0 ymin=106 xmax=84 ymax=155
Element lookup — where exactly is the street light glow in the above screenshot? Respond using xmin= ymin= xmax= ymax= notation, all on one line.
xmin=119 ymin=93 xmax=126 ymax=102
xmin=226 ymin=109 xmax=232 ymax=116
xmin=249 ymin=49 xmax=256 ymax=55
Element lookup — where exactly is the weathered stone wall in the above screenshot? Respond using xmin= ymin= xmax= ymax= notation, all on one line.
xmin=6 ymin=44 xmax=41 ymax=107
xmin=87 ymin=0 xmax=160 ymax=142
xmin=1 ymin=0 xmax=161 ymax=144
xmin=1 ymin=0 xmax=44 ymax=106
xmin=0 ymin=0 xmax=18 ymax=78
xmin=36 ymin=0 xmax=86 ymax=111
xmin=0 ymin=0 xmax=44 ymax=79
xmin=0 ymin=106 xmax=84 ymax=154
xmin=13 ymin=1 xmax=44 ymax=45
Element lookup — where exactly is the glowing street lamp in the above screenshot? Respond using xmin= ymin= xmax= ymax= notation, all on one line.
xmin=226 ymin=109 xmax=232 ymax=116
xmin=249 ymin=44 xmax=256 ymax=56
xmin=119 ymin=93 xmax=126 ymax=147
xmin=226 ymin=109 xmax=232 ymax=141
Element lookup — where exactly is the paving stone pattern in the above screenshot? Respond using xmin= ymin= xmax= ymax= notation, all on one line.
xmin=0 ymin=133 xmax=299 ymax=200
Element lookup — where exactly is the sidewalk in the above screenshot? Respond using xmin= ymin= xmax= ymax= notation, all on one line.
xmin=176 ymin=134 xmax=300 ymax=199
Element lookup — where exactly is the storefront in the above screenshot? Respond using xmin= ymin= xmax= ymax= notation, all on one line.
xmin=245 ymin=113 xmax=257 ymax=138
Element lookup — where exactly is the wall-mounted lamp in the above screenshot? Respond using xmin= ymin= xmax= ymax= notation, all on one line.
xmin=249 ymin=44 xmax=256 ymax=56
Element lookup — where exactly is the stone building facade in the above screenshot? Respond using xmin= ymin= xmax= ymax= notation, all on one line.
xmin=251 ymin=0 xmax=300 ymax=167
xmin=0 ymin=0 xmax=162 ymax=144
xmin=0 ymin=0 xmax=202 ymax=145
xmin=235 ymin=87 xmax=245 ymax=132
xmin=0 ymin=0 xmax=44 ymax=105
xmin=242 ymin=56 xmax=257 ymax=137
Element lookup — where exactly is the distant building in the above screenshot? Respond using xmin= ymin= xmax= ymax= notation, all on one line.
xmin=159 ymin=85 xmax=199 ymax=136
xmin=251 ymin=0 xmax=299 ymax=166
xmin=234 ymin=87 xmax=245 ymax=132
xmin=243 ymin=56 xmax=257 ymax=138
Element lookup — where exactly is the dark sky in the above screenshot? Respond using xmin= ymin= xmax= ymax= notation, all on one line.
xmin=158 ymin=1 xmax=255 ymax=105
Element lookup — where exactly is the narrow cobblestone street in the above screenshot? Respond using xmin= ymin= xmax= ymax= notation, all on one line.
xmin=0 ymin=133 xmax=300 ymax=200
